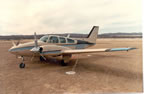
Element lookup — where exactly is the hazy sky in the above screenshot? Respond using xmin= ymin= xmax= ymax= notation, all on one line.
xmin=0 ymin=0 xmax=142 ymax=35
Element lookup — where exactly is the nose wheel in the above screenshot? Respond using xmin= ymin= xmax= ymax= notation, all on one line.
xmin=19 ymin=63 xmax=25 ymax=68
xmin=19 ymin=56 xmax=25 ymax=68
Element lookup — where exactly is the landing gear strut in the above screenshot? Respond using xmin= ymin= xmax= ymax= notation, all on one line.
xmin=40 ymin=56 xmax=46 ymax=61
xmin=19 ymin=56 xmax=25 ymax=68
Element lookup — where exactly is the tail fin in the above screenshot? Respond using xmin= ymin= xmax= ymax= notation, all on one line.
xmin=86 ymin=26 xmax=99 ymax=43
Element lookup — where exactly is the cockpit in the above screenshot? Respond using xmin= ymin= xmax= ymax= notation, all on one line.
xmin=39 ymin=36 xmax=48 ymax=42
xmin=39 ymin=35 xmax=75 ymax=44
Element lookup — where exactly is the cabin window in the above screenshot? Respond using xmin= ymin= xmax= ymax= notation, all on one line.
xmin=59 ymin=37 xmax=66 ymax=43
xmin=48 ymin=36 xmax=59 ymax=43
xmin=40 ymin=36 xmax=48 ymax=42
xmin=67 ymin=38 xmax=74 ymax=43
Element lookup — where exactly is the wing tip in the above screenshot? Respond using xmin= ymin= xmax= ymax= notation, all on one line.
xmin=106 ymin=47 xmax=137 ymax=52
xmin=129 ymin=47 xmax=137 ymax=50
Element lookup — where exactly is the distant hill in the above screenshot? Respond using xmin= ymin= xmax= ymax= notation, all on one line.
xmin=98 ymin=32 xmax=142 ymax=38
xmin=0 ymin=33 xmax=142 ymax=40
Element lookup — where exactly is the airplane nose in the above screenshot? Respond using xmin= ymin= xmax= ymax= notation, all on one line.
xmin=8 ymin=47 xmax=13 ymax=52
xmin=8 ymin=46 xmax=15 ymax=52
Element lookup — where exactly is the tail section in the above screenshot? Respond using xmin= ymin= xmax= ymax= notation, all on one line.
xmin=86 ymin=26 xmax=99 ymax=44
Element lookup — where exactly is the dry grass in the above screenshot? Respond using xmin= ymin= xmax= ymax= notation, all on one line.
xmin=0 ymin=38 xmax=142 ymax=94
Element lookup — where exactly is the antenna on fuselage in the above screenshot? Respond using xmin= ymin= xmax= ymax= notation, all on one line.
xmin=67 ymin=34 xmax=70 ymax=38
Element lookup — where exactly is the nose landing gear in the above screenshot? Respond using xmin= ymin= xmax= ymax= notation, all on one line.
xmin=19 ymin=56 xmax=25 ymax=68
xmin=19 ymin=63 xmax=25 ymax=68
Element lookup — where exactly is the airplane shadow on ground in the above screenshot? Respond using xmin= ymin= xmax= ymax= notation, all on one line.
xmin=74 ymin=54 xmax=142 ymax=80
xmin=28 ymin=57 xmax=61 ymax=68
xmin=79 ymin=63 xmax=142 ymax=80
xmin=28 ymin=54 xmax=129 ymax=67
xmin=27 ymin=54 xmax=142 ymax=80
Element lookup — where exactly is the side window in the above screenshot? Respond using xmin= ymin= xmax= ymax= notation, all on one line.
xmin=67 ymin=38 xmax=74 ymax=43
xmin=59 ymin=37 xmax=66 ymax=43
xmin=48 ymin=36 xmax=59 ymax=43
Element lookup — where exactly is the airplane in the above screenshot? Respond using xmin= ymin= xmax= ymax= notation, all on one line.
xmin=8 ymin=26 xmax=136 ymax=68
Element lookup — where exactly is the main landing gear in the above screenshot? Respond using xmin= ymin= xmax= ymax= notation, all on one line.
xmin=61 ymin=54 xmax=72 ymax=66
xmin=19 ymin=56 xmax=25 ymax=68
xmin=61 ymin=60 xmax=68 ymax=66
xmin=40 ymin=56 xmax=46 ymax=61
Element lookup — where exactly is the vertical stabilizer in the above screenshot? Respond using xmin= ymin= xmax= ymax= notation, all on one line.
xmin=86 ymin=26 xmax=99 ymax=44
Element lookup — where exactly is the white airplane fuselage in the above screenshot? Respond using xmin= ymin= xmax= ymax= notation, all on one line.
xmin=9 ymin=38 xmax=94 ymax=58
xmin=9 ymin=26 xmax=99 ymax=59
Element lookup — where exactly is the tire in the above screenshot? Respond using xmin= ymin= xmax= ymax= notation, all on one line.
xmin=19 ymin=63 xmax=25 ymax=68
xmin=61 ymin=60 xmax=68 ymax=66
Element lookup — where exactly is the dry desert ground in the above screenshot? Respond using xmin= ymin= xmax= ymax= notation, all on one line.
xmin=0 ymin=38 xmax=143 ymax=94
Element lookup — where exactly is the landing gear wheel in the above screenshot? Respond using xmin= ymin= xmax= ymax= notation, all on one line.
xmin=61 ymin=60 xmax=68 ymax=66
xmin=19 ymin=63 xmax=25 ymax=68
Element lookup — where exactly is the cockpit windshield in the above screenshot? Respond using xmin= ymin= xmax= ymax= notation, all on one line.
xmin=40 ymin=36 xmax=48 ymax=42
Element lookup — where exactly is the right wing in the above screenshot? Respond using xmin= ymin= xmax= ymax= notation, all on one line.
xmin=62 ymin=47 xmax=136 ymax=54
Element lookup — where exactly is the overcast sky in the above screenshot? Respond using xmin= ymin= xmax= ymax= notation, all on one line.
xmin=0 ymin=0 xmax=142 ymax=35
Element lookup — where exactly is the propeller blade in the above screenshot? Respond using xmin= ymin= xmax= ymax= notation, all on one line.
xmin=11 ymin=40 xmax=16 ymax=46
xmin=40 ymin=54 xmax=46 ymax=60
xmin=34 ymin=32 xmax=38 ymax=47
xmin=16 ymin=40 xmax=20 ymax=46
xmin=11 ymin=40 xmax=20 ymax=46
xmin=30 ymin=32 xmax=40 ymax=52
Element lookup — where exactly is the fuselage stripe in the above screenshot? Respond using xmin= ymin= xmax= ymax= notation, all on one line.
xmin=9 ymin=44 xmax=95 ymax=52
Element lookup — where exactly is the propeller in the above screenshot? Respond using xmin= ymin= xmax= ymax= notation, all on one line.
xmin=16 ymin=40 xmax=20 ymax=46
xmin=11 ymin=40 xmax=20 ymax=46
xmin=30 ymin=32 xmax=46 ymax=61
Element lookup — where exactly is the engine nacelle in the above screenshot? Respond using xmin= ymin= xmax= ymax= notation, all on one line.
xmin=40 ymin=45 xmax=70 ymax=56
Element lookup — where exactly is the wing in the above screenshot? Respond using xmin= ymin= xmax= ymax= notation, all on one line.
xmin=62 ymin=47 xmax=136 ymax=54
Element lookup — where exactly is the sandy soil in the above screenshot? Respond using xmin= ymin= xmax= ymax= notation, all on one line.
xmin=0 ymin=38 xmax=143 ymax=94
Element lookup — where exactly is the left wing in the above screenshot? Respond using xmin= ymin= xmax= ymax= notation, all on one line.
xmin=62 ymin=47 xmax=136 ymax=54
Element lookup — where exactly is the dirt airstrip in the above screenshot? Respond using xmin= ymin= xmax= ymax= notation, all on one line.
xmin=0 ymin=38 xmax=143 ymax=94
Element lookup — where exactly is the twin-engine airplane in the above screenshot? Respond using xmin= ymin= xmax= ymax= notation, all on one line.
xmin=9 ymin=26 xmax=136 ymax=68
